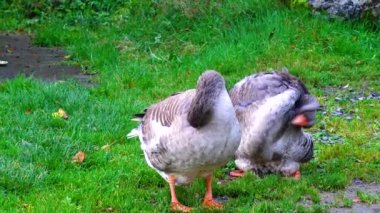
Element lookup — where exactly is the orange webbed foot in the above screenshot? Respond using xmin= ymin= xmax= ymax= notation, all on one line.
xmin=170 ymin=202 xmax=192 ymax=212
xmin=203 ymin=199 xmax=223 ymax=210
xmin=288 ymin=170 xmax=301 ymax=180
xmin=229 ymin=169 xmax=245 ymax=177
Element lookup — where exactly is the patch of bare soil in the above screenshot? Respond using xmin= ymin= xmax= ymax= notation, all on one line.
xmin=300 ymin=180 xmax=380 ymax=213
xmin=0 ymin=33 xmax=93 ymax=84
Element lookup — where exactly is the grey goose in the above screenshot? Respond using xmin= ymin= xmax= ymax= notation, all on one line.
xmin=128 ymin=70 xmax=241 ymax=212
xmin=229 ymin=69 xmax=319 ymax=179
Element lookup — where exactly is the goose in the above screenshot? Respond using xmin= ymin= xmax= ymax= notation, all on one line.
xmin=127 ymin=70 xmax=241 ymax=212
xmin=229 ymin=69 xmax=319 ymax=179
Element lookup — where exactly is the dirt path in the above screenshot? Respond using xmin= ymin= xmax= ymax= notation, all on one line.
xmin=0 ymin=33 xmax=92 ymax=84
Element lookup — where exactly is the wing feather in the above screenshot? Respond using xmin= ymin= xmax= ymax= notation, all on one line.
xmin=141 ymin=90 xmax=193 ymax=142
xmin=140 ymin=91 xmax=194 ymax=172
xmin=230 ymin=71 xmax=307 ymax=110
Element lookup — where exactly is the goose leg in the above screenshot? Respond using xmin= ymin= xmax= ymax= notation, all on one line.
xmin=202 ymin=175 xmax=223 ymax=209
xmin=169 ymin=175 xmax=192 ymax=212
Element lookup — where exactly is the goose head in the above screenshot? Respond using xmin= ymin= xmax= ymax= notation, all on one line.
xmin=230 ymin=69 xmax=320 ymax=178
xmin=291 ymin=94 xmax=320 ymax=128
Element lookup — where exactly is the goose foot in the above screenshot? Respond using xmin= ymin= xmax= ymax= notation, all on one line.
xmin=202 ymin=175 xmax=223 ymax=210
xmin=229 ymin=169 xmax=245 ymax=177
xmin=203 ymin=199 xmax=223 ymax=210
xmin=288 ymin=170 xmax=301 ymax=180
xmin=169 ymin=175 xmax=192 ymax=212
xmin=170 ymin=202 xmax=192 ymax=212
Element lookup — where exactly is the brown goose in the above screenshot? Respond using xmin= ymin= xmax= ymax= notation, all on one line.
xmin=127 ymin=70 xmax=241 ymax=212
xmin=229 ymin=69 xmax=319 ymax=178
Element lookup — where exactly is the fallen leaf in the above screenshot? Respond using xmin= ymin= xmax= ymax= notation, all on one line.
xmin=64 ymin=55 xmax=72 ymax=59
xmin=22 ymin=203 xmax=31 ymax=209
xmin=101 ymin=144 xmax=111 ymax=150
xmin=352 ymin=197 xmax=361 ymax=203
xmin=52 ymin=108 xmax=69 ymax=119
xmin=105 ymin=207 xmax=114 ymax=212
xmin=72 ymin=151 xmax=86 ymax=163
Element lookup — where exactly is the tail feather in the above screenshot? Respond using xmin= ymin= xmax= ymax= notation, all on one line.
xmin=187 ymin=71 xmax=225 ymax=128
xmin=127 ymin=128 xmax=140 ymax=139
xmin=131 ymin=117 xmax=143 ymax=122
xmin=128 ymin=110 xmax=146 ymax=139
xmin=131 ymin=112 xmax=145 ymax=122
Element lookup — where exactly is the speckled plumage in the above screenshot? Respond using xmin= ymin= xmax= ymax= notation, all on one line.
xmin=230 ymin=69 xmax=319 ymax=176
xmin=128 ymin=71 xmax=241 ymax=184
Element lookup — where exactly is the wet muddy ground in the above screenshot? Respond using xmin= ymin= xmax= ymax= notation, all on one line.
xmin=0 ymin=33 xmax=92 ymax=84
xmin=300 ymin=180 xmax=380 ymax=213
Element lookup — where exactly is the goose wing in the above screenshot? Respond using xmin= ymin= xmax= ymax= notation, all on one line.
xmin=131 ymin=90 xmax=196 ymax=173
xmin=230 ymin=71 xmax=306 ymax=111
xmin=141 ymin=91 xmax=193 ymax=143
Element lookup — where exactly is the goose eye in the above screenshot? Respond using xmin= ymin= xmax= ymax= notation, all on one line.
xmin=294 ymin=99 xmax=302 ymax=109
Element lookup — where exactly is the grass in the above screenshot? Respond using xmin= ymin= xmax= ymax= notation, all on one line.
xmin=0 ymin=0 xmax=379 ymax=212
xmin=357 ymin=190 xmax=380 ymax=204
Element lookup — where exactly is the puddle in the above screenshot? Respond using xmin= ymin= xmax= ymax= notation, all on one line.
xmin=0 ymin=33 xmax=93 ymax=84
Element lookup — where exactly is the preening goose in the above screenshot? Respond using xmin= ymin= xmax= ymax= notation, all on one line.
xmin=229 ymin=69 xmax=319 ymax=179
xmin=127 ymin=71 xmax=241 ymax=212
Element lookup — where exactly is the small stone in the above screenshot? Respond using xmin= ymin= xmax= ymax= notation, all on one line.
xmin=350 ymin=98 xmax=358 ymax=102
xmin=353 ymin=178 xmax=363 ymax=185
xmin=214 ymin=195 xmax=229 ymax=203
xmin=308 ymin=0 xmax=376 ymax=20
xmin=0 ymin=60 xmax=8 ymax=66
xmin=21 ymin=140 xmax=33 ymax=147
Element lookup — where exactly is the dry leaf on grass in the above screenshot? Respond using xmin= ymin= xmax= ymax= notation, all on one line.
xmin=352 ymin=197 xmax=361 ymax=203
xmin=52 ymin=108 xmax=69 ymax=119
xmin=101 ymin=144 xmax=111 ymax=150
xmin=22 ymin=203 xmax=31 ymax=209
xmin=72 ymin=151 xmax=86 ymax=163
xmin=105 ymin=207 xmax=114 ymax=212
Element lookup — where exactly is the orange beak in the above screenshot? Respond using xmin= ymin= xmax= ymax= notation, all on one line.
xmin=291 ymin=114 xmax=309 ymax=127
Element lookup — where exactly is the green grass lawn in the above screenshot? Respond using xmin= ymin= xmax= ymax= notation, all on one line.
xmin=0 ymin=1 xmax=379 ymax=212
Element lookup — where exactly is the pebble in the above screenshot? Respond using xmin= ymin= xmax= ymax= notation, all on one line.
xmin=214 ymin=195 xmax=229 ymax=203
xmin=353 ymin=178 xmax=364 ymax=185
xmin=313 ymin=130 xmax=344 ymax=145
